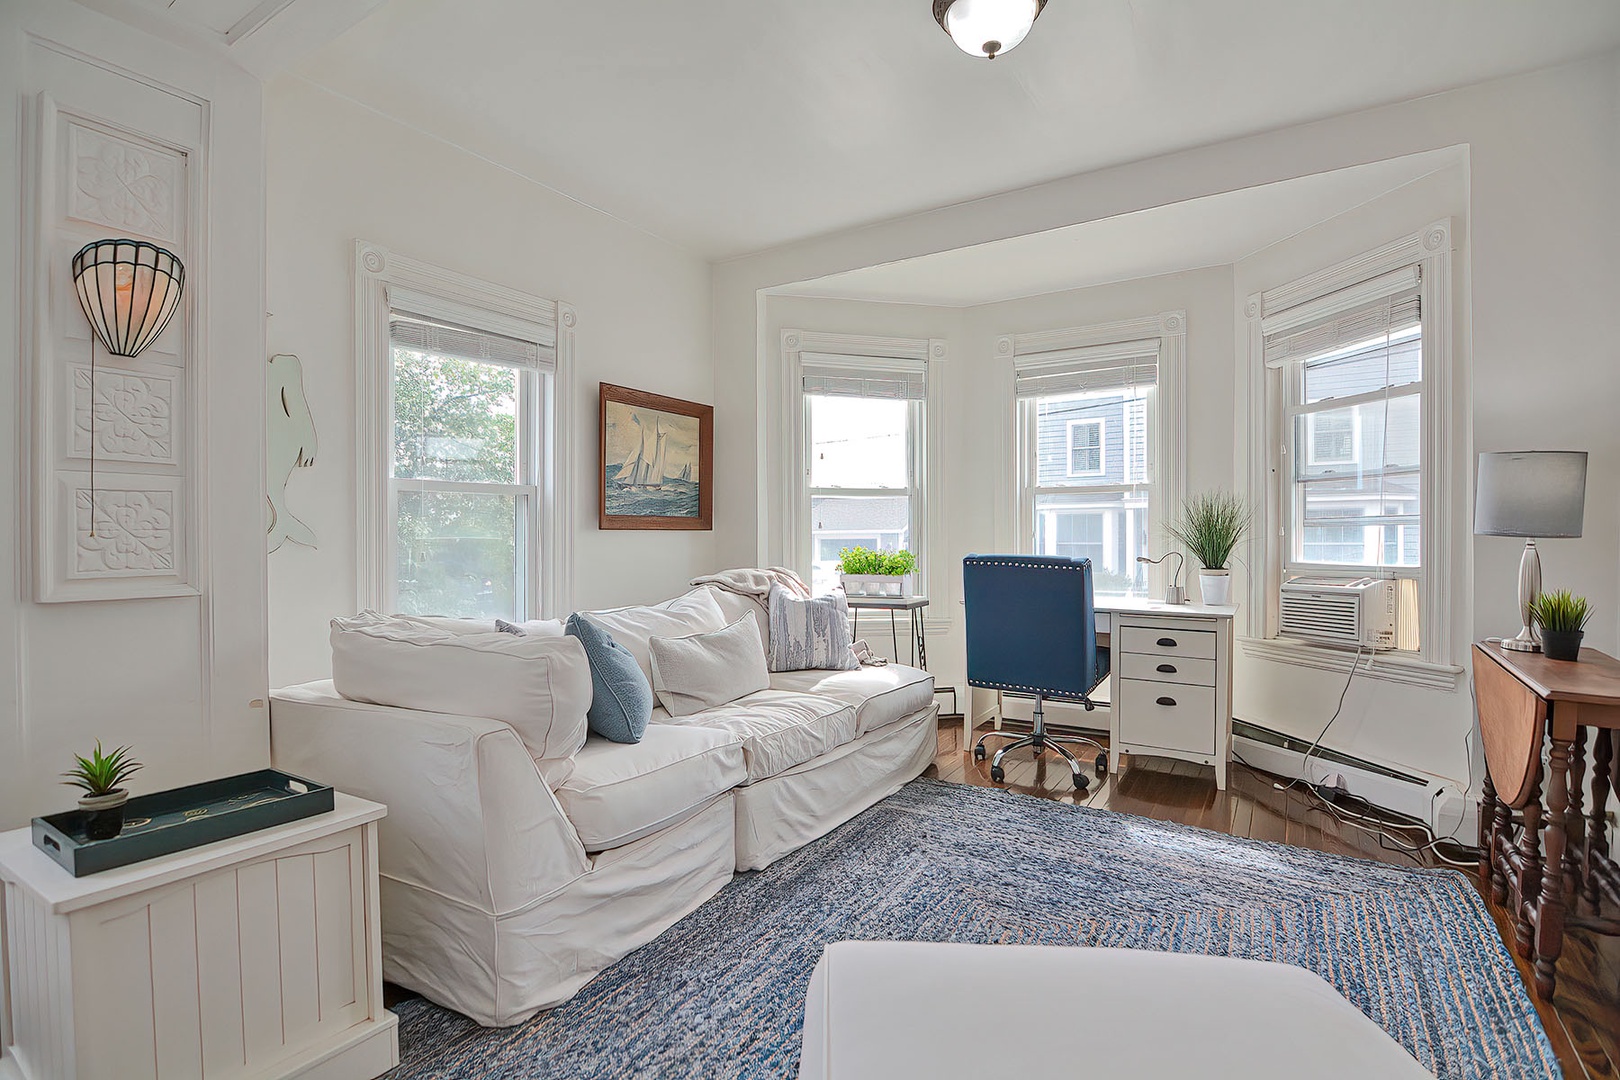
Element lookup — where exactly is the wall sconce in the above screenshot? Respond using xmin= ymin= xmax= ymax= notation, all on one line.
xmin=69 ymin=239 xmax=186 ymax=536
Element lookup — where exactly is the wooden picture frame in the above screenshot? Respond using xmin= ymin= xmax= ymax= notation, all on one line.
xmin=599 ymin=383 xmax=713 ymax=530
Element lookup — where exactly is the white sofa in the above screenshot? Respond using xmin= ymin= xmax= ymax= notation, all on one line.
xmin=269 ymin=585 xmax=937 ymax=1027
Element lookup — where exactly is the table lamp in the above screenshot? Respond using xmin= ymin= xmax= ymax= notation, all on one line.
xmin=1473 ymin=451 xmax=1587 ymax=652
xmin=1137 ymin=551 xmax=1186 ymax=605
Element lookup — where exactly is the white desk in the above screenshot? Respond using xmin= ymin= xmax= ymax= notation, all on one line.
xmin=968 ymin=598 xmax=1237 ymax=790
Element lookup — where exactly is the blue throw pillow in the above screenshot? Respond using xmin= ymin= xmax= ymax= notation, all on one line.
xmin=565 ymin=613 xmax=653 ymax=744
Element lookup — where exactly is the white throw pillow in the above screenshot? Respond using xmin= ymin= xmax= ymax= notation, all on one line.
xmin=648 ymin=613 xmax=770 ymax=718
xmin=580 ymin=588 xmax=728 ymax=685
xmin=330 ymin=614 xmax=591 ymax=788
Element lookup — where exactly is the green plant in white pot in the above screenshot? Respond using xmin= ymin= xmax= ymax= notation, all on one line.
xmin=63 ymin=741 xmax=143 ymax=841
xmin=838 ymin=546 xmax=919 ymax=599
xmin=1166 ymin=491 xmax=1251 ymax=606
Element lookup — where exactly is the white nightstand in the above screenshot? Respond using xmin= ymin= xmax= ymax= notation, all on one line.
xmin=0 ymin=793 xmax=396 ymax=1080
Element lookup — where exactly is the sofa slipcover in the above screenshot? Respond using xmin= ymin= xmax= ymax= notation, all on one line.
xmin=558 ymin=725 xmax=746 ymax=852
xmin=582 ymin=588 xmax=727 ymax=684
xmin=329 ymin=615 xmax=590 ymax=788
xmin=770 ymin=664 xmax=936 ymax=737
xmin=658 ymin=690 xmax=858 ymax=783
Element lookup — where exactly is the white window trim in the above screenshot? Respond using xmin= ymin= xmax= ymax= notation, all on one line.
xmin=997 ymin=311 xmax=1186 ymax=597
xmin=355 ymin=241 xmax=575 ymax=617
xmin=1239 ymin=220 xmax=1461 ymax=686
xmin=781 ymin=330 xmax=948 ymax=629
xmin=1065 ymin=417 xmax=1106 ymax=478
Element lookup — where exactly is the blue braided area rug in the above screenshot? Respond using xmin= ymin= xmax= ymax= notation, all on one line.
xmin=386 ymin=777 xmax=1558 ymax=1080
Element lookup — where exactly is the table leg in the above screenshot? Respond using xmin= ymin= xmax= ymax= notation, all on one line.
xmin=913 ymin=609 xmax=927 ymax=671
xmin=1534 ymin=728 xmax=1574 ymax=999
xmin=1479 ymin=771 xmax=1499 ymax=891
xmin=1515 ymin=764 xmax=1543 ymax=962
xmin=1566 ymin=727 xmax=1586 ymax=904
xmin=1492 ymin=776 xmax=1513 ymax=906
xmin=1588 ymin=729 xmax=1613 ymax=911
xmin=889 ymin=609 xmax=900 ymax=664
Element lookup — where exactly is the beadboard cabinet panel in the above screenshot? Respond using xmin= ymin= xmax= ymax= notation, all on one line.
xmin=0 ymin=798 xmax=394 ymax=1080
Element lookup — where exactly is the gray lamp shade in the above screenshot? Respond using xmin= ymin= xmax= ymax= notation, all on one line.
xmin=1474 ymin=451 xmax=1587 ymax=538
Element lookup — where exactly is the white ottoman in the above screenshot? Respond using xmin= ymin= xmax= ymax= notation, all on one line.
xmin=798 ymin=942 xmax=1433 ymax=1080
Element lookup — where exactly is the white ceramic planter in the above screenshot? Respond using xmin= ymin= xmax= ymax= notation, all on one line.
xmin=1198 ymin=569 xmax=1232 ymax=606
xmin=841 ymin=573 xmax=916 ymax=599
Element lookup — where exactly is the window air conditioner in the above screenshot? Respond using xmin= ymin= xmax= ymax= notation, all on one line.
xmin=1279 ymin=576 xmax=1398 ymax=650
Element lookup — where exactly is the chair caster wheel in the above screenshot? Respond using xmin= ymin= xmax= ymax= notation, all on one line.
xmin=990 ymin=765 xmax=1005 ymax=783
xmin=1072 ymin=773 xmax=1089 ymax=792
xmin=973 ymin=744 xmax=986 ymax=761
xmin=1096 ymin=753 xmax=1108 ymax=775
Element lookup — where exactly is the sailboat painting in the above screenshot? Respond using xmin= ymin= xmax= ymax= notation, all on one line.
xmin=599 ymin=383 xmax=714 ymax=530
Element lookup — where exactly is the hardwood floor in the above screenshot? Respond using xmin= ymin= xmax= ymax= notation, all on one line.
xmin=930 ymin=716 xmax=1620 ymax=1080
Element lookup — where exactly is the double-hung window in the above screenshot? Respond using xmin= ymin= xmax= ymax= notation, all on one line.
xmin=800 ymin=355 xmax=927 ymax=596
xmin=1016 ymin=342 xmax=1159 ymax=597
xmin=1264 ymin=270 xmax=1429 ymax=653
xmin=387 ymin=310 xmax=550 ymax=620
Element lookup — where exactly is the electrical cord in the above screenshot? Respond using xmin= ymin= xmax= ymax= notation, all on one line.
xmin=1245 ymin=642 xmax=1483 ymax=870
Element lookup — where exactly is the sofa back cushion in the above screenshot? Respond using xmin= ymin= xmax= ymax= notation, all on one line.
xmin=565 ymin=613 xmax=654 ymax=743
xmin=648 ymin=613 xmax=771 ymax=717
xmin=330 ymin=613 xmax=591 ymax=787
xmin=580 ymin=588 xmax=727 ymax=685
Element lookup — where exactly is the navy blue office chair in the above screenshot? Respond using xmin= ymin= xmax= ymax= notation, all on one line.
xmin=963 ymin=555 xmax=1110 ymax=791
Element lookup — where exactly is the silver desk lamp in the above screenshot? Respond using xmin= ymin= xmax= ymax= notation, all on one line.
xmin=1474 ymin=451 xmax=1587 ymax=652
xmin=1137 ymin=551 xmax=1186 ymax=605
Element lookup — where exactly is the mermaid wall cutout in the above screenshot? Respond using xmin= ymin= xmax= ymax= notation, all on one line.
xmin=267 ymin=353 xmax=318 ymax=552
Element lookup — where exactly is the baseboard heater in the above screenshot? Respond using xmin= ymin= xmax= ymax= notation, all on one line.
xmin=1232 ymin=719 xmax=1473 ymax=843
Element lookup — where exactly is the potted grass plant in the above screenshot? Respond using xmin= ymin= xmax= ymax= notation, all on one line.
xmin=1531 ymin=589 xmax=1592 ymax=662
xmin=63 ymin=741 xmax=143 ymax=841
xmin=838 ymin=546 xmax=919 ymax=599
xmin=1166 ymin=491 xmax=1252 ymax=606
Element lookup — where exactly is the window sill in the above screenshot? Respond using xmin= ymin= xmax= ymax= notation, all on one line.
xmin=1239 ymin=636 xmax=1463 ymax=691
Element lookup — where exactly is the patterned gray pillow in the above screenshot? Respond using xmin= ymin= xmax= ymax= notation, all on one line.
xmin=768 ymin=584 xmax=859 ymax=672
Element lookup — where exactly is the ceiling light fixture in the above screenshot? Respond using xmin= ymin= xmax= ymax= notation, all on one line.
xmin=932 ymin=0 xmax=1046 ymax=60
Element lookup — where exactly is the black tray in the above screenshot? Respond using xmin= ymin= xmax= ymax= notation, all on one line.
xmin=32 ymin=768 xmax=335 ymax=877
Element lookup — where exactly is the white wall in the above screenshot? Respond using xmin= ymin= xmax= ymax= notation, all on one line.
xmin=265 ymin=77 xmax=717 ymax=686
xmin=725 ymin=53 xmax=1619 ymax=801
xmin=0 ymin=1 xmax=269 ymax=829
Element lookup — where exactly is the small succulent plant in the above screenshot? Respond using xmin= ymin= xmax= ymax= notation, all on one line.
xmin=62 ymin=741 xmax=143 ymax=797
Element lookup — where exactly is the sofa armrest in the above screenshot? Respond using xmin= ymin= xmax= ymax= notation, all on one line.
xmin=271 ymin=681 xmax=590 ymax=915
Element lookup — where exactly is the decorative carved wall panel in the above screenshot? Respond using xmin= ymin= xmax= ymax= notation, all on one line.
xmin=32 ymin=95 xmax=199 ymax=602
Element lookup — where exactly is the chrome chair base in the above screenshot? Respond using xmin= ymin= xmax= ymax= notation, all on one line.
xmin=974 ymin=696 xmax=1107 ymax=790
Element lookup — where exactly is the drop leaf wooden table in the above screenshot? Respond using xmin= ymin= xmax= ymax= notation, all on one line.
xmin=1475 ymin=641 xmax=1620 ymax=999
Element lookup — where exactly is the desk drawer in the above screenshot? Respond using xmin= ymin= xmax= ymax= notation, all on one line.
xmin=1119 ymin=626 xmax=1216 ymax=661
xmin=1117 ymin=679 xmax=1216 ymax=755
xmin=1118 ymin=652 xmax=1216 ymax=687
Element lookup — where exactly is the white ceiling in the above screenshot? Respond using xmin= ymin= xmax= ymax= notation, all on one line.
xmin=78 ymin=0 xmax=388 ymax=75
xmin=294 ymin=0 xmax=1620 ymax=259
xmin=775 ymin=150 xmax=1463 ymax=307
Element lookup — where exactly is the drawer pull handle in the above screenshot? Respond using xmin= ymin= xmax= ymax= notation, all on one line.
xmin=1157 ymin=637 xmax=1177 ymax=648
xmin=1156 ymin=696 xmax=1177 ymax=707
xmin=1156 ymin=663 xmax=1177 ymax=674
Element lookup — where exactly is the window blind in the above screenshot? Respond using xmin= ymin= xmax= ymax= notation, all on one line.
xmin=1014 ymin=340 xmax=1159 ymax=399
xmin=801 ymin=354 xmax=926 ymax=400
xmin=1264 ymin=284 xmax=1420 ymax=369
xmin=391 ymin=311 xmax=552 ymax=370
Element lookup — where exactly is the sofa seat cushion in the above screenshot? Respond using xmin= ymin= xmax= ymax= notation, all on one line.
xmin=769 ymin=665 xmax=935 ymax=737
xmin=557 ymin=724 xmax=746 ymax=853
xmin=657 ymin=690 xmax=858 ymax=783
